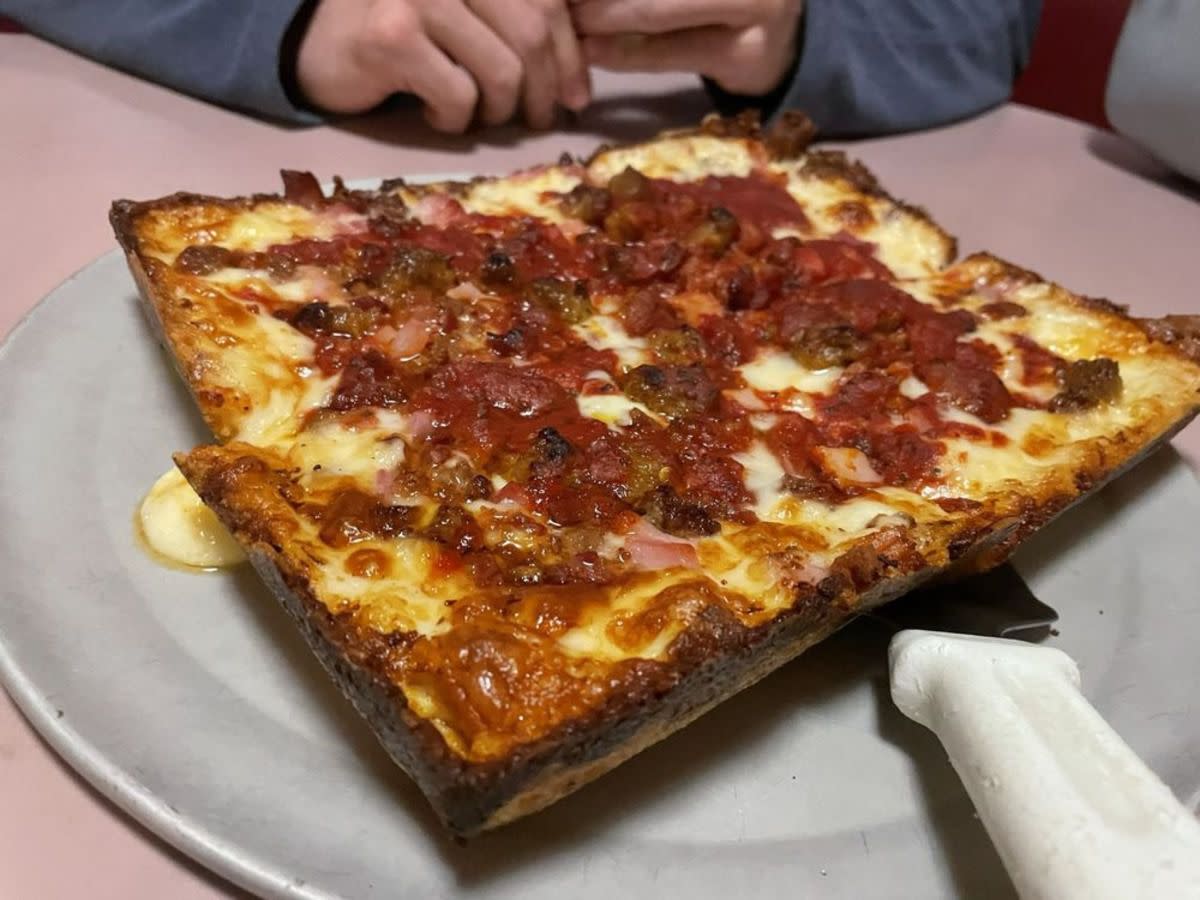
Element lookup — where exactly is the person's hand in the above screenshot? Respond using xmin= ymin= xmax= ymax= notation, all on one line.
xmin=295 ymin=0 xmax=592 ymax=132
xmin=572 ymin=0 xmax=804 ymax=97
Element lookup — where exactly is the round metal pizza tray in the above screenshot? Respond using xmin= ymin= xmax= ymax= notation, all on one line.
xmin=2 ymin=241 xmax=1199 ymax=899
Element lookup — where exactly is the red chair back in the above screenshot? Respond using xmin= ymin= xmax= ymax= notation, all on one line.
xmin=1012 ymin=0 xmax=1133 ymax=128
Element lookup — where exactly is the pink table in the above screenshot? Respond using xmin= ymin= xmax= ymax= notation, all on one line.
xmin=2 ymin=32 xmax=1199 ymax=900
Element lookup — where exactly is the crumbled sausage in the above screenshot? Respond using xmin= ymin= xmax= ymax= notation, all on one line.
xmin=530 ymin=277 xmax=592 ymax=324
xmin=642 ymin=485 xmax=720 ymax=537
xmin=559 ymin=184 xmax=611 ymax=225
xmin=765 ymin=110 xmax=818 ymax=159
xmin=608 ymin=166 xmax=652 ymax=202
xmin=687 ymin=207 xmax=739 ymax=256
xmin=1050 ymin=358 xmax=1122 ymax=412
xmin=622 ymin=364 xmax=718 ymax=417
xmin=175 ymin=244 xmax=237 ymax=275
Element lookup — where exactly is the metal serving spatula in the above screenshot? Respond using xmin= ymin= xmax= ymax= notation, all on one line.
xmin=881 ymin=566 xmax=1200 ymax=900
xmin=872 ymin=564 xmax=1058 ymax=640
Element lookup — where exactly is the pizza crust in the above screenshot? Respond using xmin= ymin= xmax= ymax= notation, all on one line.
xmin=177 ymin=444 xmax=1025 ymax=835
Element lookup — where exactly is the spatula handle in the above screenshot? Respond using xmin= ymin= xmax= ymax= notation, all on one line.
xmin=889 ymin=630 xmax=1200 ymax=900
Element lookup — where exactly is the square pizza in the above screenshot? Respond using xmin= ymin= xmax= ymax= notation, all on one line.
xmin=111 ymin=113 xmax=1200 ymax=835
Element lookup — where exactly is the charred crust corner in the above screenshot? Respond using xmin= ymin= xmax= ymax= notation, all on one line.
xmin=109 ymin=199 xmax=143 ymax=249
xmin=696 ymin=109 xmax=817 ymax=159
xmin=896 ymin=201 xmax=957 ymax=262
xmin=590 ymin=110 xmax=818 ymax=169
xmin=798 ymin=150 xmax=882 ymax=195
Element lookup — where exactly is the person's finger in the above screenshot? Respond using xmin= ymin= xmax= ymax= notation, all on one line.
xmin=394 ymin=35 xmax=482 ymax=132
xmin=583 ymin=27 xmax=735 ymax=77
xmin=521 ymin=38 xmax=560 ymax=129
xmin=425 ymin=2 xmax=524 ymax=126
xmin=467 ymin=0 xmax=559 ymax=128
xmin=301 ymin=0 xmax=429 ymax=113
xmin=572 ymin=0 xmax=761 ymax=35
xmin=547 ymin=1 xmax=592 ymax=111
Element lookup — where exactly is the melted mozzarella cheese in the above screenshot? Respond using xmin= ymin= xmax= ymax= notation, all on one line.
xmin=457 ymin=167 xmax=583 ymax=221
xmin=577 ymin=393 xmax=656 ymax=428
xmin=572 ymin=315 xmax=648 ymax=368
xmin=810 ymin=492 xmax=922 ymax=538
xmin=899 ymin=376 xmax=928 ymax=399
xmin=766 ymin=162 xmax=950 ymax=278
xmin=739 ymin=349 xmax=841 ymax=394
xmin=735 ymin=442 xmax=787 ymax=520
xmin=315 ymin=537 xmax=459 ymax=637
xmin=235 ymin=375 xmax=335 ymax=446
xmin=138 ymin=467 xmax=246 ymax=569
xmin=290 ymin=420 xmax=407 ymax=480
xmin=556 ymin=577 xmax=691 ymax=661
xmin=587 ymin=134 xmax=755 ymax=183
xmin=221 ymin=205 xmax=338 ymax=251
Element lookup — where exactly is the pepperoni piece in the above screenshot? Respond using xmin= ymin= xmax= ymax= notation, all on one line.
xmin=1011 ymin=334 xmax=1065 ymax=386
xmin=917 ymin=359 xmax=1013 ymax=423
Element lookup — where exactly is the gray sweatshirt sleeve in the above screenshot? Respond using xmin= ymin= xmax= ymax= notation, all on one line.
xmin=3 ymin=0 xmax=320 ymax=124
xmin=1105 ymin=0 xmax=1200 ymax=183
xmin=711 ymin=0 xmax=1042 ymax=138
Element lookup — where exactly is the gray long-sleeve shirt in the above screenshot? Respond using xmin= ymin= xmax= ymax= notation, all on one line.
xmin=1105 ymin=0 xmax=1200 ymax=183
xmin=4 ymin=0 xmax=1042 ymax=136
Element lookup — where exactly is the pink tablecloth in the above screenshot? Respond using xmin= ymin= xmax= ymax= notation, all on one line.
xmin=2 ymin=32 xmax=1199 ymax=900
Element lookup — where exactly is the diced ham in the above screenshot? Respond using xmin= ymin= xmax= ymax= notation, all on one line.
xmin=814 ymin=446 xmax=884 ymax=485
xmin=386 ymin=317 xmax=431 ymax=359
xmin=404 ymin=409 xmax=437 ymax=441
xmin=446 ymin=281 xmax=486 ymax=303
xmin=375 ymin=468 xmax=396 ymax=497
xmin=624 ymin=519 xmax=700 ymax=571
xmin=412 ymin=193 xmax=467 ymax=228
xmin=314 ymin=201 xmax=369 ymax=234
